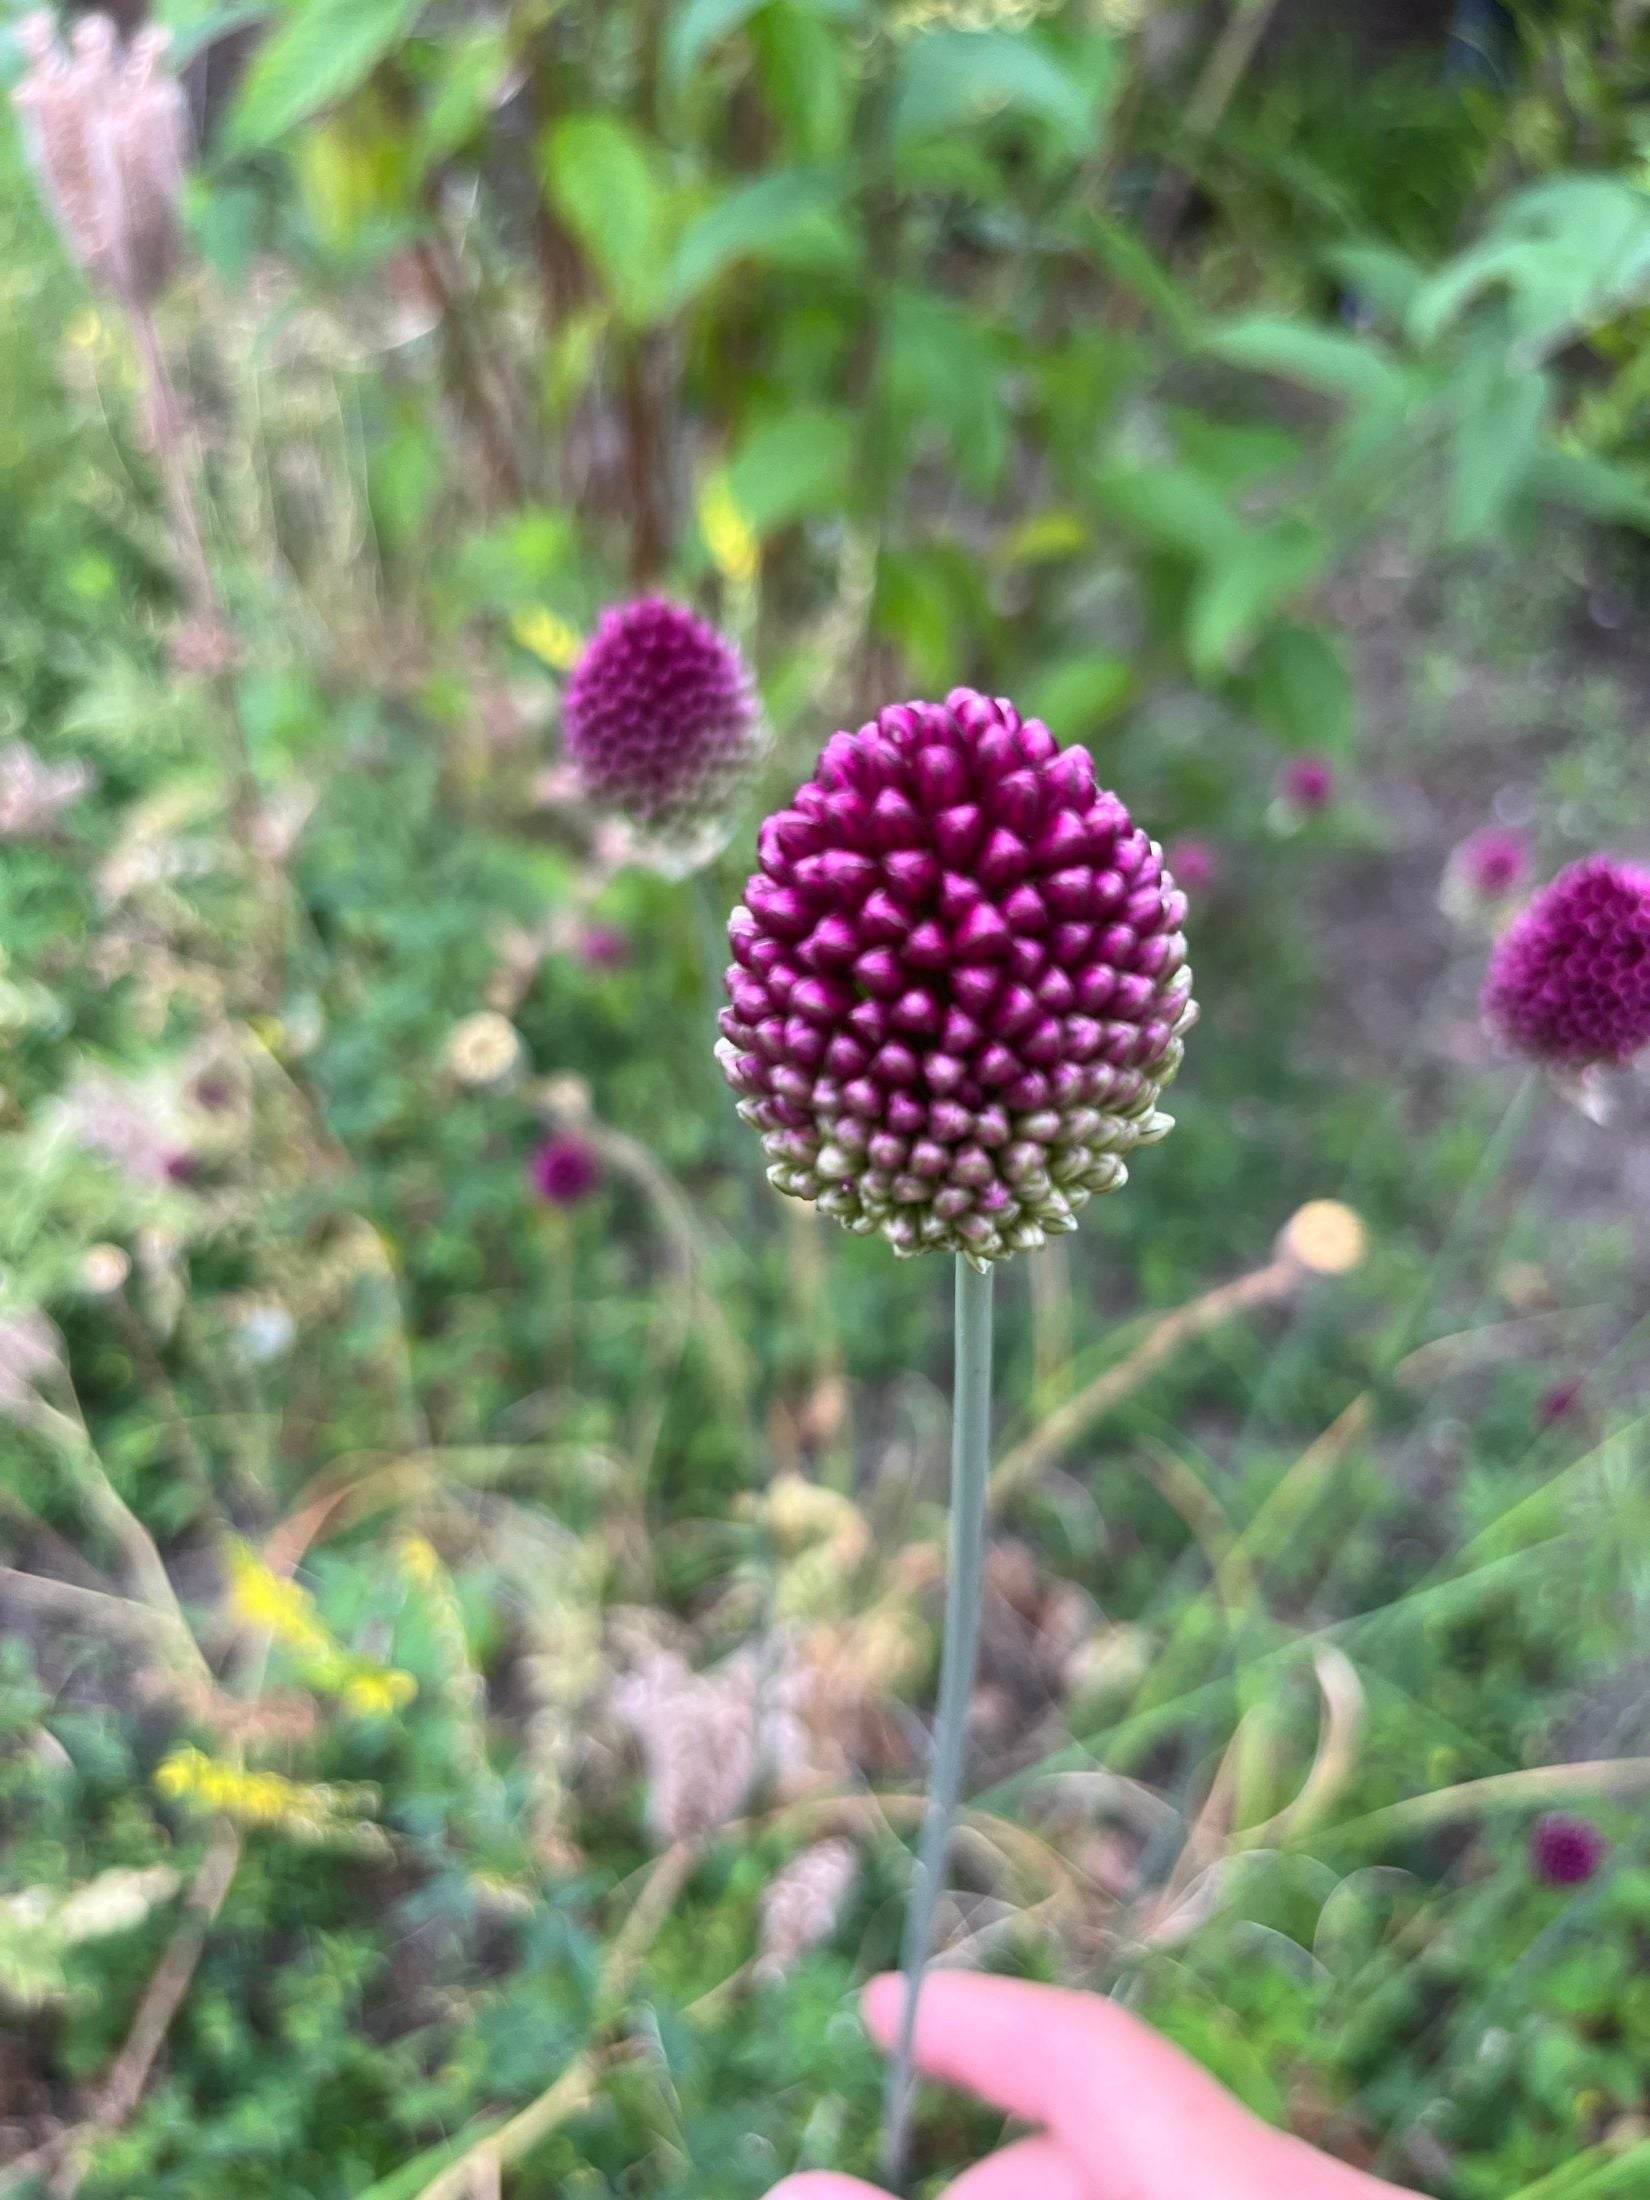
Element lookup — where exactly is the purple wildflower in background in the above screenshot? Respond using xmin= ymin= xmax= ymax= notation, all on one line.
xmin=530 ymin=1134 xmax=601 ymax=1208
xmin=1457 ymin=828 xmax=1529 ymax=901
xmin=1530 ymin=1813 xmax=1606 ymax=1888
xmin=1279 ymin=756 xmax=1335 ymax=816
xmin=562 ymin=598 xmax=759 ymax=839
xmin=577 ymin=922 xmax=631 ymax=972
xmin=1165 ymin=837 xmax=1217 ymax=894
xmin=1483 ymin=856 xmax=1650 ymax=1069
xmin=717 ymin=689 xmax=1196 ymax=1266
xmin=1537 ymin=1378 xmax=1583 ymax=1428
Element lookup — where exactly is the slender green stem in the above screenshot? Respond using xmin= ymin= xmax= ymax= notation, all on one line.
xmin=883 ymin=1256 xmax=995 ymax=2191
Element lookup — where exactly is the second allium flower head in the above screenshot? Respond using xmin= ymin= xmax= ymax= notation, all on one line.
xmin=1484 ymin=855 xmax=1650 ymax=1069
xmin=718 ymin=690 xmax=1196 ymax=1267
xmin=563 ymin=597 xmax=760 ymax=844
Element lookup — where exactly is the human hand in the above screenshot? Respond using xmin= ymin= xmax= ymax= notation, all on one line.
xmin=766 ymin=1972 xmax=1419 ymax=2200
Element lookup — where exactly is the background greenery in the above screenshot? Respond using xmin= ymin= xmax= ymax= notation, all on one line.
xmin=1 ymin=1 xmax=1649 ymax=2194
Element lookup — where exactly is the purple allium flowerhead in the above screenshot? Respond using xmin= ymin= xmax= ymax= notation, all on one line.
xmin=1458 ymin=828 xmax=1529 ymax=901
xmin=1537 ymin=1378 xmax=1583 ymax=1428
xmin=530 ymin=1134 xmax=601 ymax=1208
xmin=1279 ymin=756 xmax=1335 ymax=815
xmin=1165 ymin=837 xmax=1217 ymax=894
xmin=561 ymin=597 xmax=759 ymax=841
xmin=1530 ymin=1813 xmax=1606 ymax=1888
xmin=577 ymin=922 xmax=631 ymax=972
xmin=716 ymin=690 xmax=1196 ymax=1267
xmin=1483 ymin=856 xmax=1650 ymax=1070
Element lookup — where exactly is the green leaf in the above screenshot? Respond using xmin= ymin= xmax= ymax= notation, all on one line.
xmin=1449 ymin=355 xmax=1550 ymax=543
xmin=727 ymin=406 xmax=854 ymax=532
xmin=666 ymin=0 xmax=768 ymax=90
xmin=1326 ymin=243 xmax=1427 ymax=326
xmin=750 ymin=0 xmax=853 ymax=161
xmin=1247 ymin=622 xmax=1354 ymax=755
xmin=415 ymin=28 xmax=514 ymax=165
xmin=1525 ymin=445 xmax=1650 ymax=531
xmin=1187 ymin=521 xmax=1325 ymax=680
xmin=882 ymin=291 xmax=1009 ymax=495
xmin=1203 ymin=315 xmax=1407 ymax=405
xmin=894 ymin=29 xmax=1093 ymax=147
xmin=225 ymin=0 xmax=426 ymax=154
xmin=1087 ymin=465 xmax=1242 ymax=561
xmin=542 ymin=115 xmax=676 ymax=328
xmin=1023 ymin=651 xmax=1135 ymax=741
xmin=665 ymin=169 xmax=852 ymax=306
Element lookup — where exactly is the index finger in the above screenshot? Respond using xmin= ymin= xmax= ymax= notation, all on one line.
xmin=861 ymin=1972 xmax=1267 ymax=2175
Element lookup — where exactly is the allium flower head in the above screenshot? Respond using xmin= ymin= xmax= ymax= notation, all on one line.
xmin=1279 ymin=756 xmax=1335 ymax=815
xmin=1458 ymin=828 xmax=1529 ymax=901
xmin=576 ymin=922 xmax=631 ymax=972
xmin=530 ymin=1133 xmax=601 ymax=1207
xmin=562 ymin=597 xmax=759 ymax=846
xmin=1164 ymin=837 xmax=1217 ymax=893
xmin=717 ymin=690 xmax=1196 ymax=1266
xmin=1530 ymin=1812 xmax=1606 ymax=1888
xmin=1483 ymin=856 xmax=1650 ymax=1069
xmin=12 ymin=14 xmax=189 ymax=308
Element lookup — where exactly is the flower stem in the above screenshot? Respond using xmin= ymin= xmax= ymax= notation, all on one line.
xmin=883 ymin=1255 xmax=995 ymax=2190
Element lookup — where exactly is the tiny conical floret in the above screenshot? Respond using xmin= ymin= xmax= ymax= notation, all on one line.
xmin=562 ymin=597 xmax=759 ymax=845
xmin=1484 ymin=855 xmax=1650 ymax=1069
xmin=717 ymin=690 xmax=1196 ymax=1266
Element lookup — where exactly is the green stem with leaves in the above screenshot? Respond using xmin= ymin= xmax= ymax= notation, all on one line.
xmin=883 ymin=1255 xmax=995 ymax=2190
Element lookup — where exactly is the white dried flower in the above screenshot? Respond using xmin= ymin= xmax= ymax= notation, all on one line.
xmin=78 ymin=1242 xmax=132 ymax=1296
xmin=756 ymin=1838 xmax=859 ymax=1982
xmin=612 ymin=1651 xmax=758 ymax=1848
xmin=12 ymin=13 xmax=190 ymax=306
xmin=444 ymin=1010 xmax=525 ymax=1089
xmin=55 ymin=1066 xmax=189 ymax=1187
xmin=0 ymin=740 xmax=93 ymax=839
xmin=232 ymin=1299 xmax=296 ymax=1363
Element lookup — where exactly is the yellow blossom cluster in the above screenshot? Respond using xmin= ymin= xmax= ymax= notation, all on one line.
xmin=226 ymin=1544 xmax=417 ymax=1718
xmin=154 ymin=1748 xmax=381 ymax=1841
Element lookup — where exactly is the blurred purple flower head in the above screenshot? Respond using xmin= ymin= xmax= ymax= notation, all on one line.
xmin=1165 ymin=837 xmax=1217 ymax=894
xmin=577 ymin=922 xmax=631 ymax=973
xmin=1456 ymin=827 xmax=1529 ymax=902
xmin=162 ymin=1150 xmax=199 ymax=1186
xmin=1530 ymin=1812 xmax=1606 ymax=1888
xmin=1537 ymin=1378 xmax=1583 ymax=1428
xmin=717 ymin=689 xmax=1196 ymax=1266
xmin=1483 ymin=856 xmax=1650 ymax=1069
xmin=530 ymin=1134 xmax=601 ymax=1208
xmin=562 ymin=598 xmax=759 ymax=840
xmin=1279 ymin=756 xmax=1335 ymax=815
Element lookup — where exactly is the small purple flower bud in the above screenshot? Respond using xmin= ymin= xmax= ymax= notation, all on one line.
xmin=1279 ymin=756 xmax=1335 ymax=815
xmin=562 ymin=597 xmax=760 ymax=842
xmin=1530 ymin=1813 xmax=1606 ymax=1888
xmin=530 ymin=1135 xmax=601 ymax=1208
xmin=718 ymin=690 xmax=1196 ymax=1266
xmin=1484 ymin=855 xmax=1650 ymax=1069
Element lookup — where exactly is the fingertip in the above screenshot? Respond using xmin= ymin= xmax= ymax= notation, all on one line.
xmin=860 ymin=1972 xmax=904 ymax=2047
xmin=765 ymin=2179 xmax=891 ymax=2200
